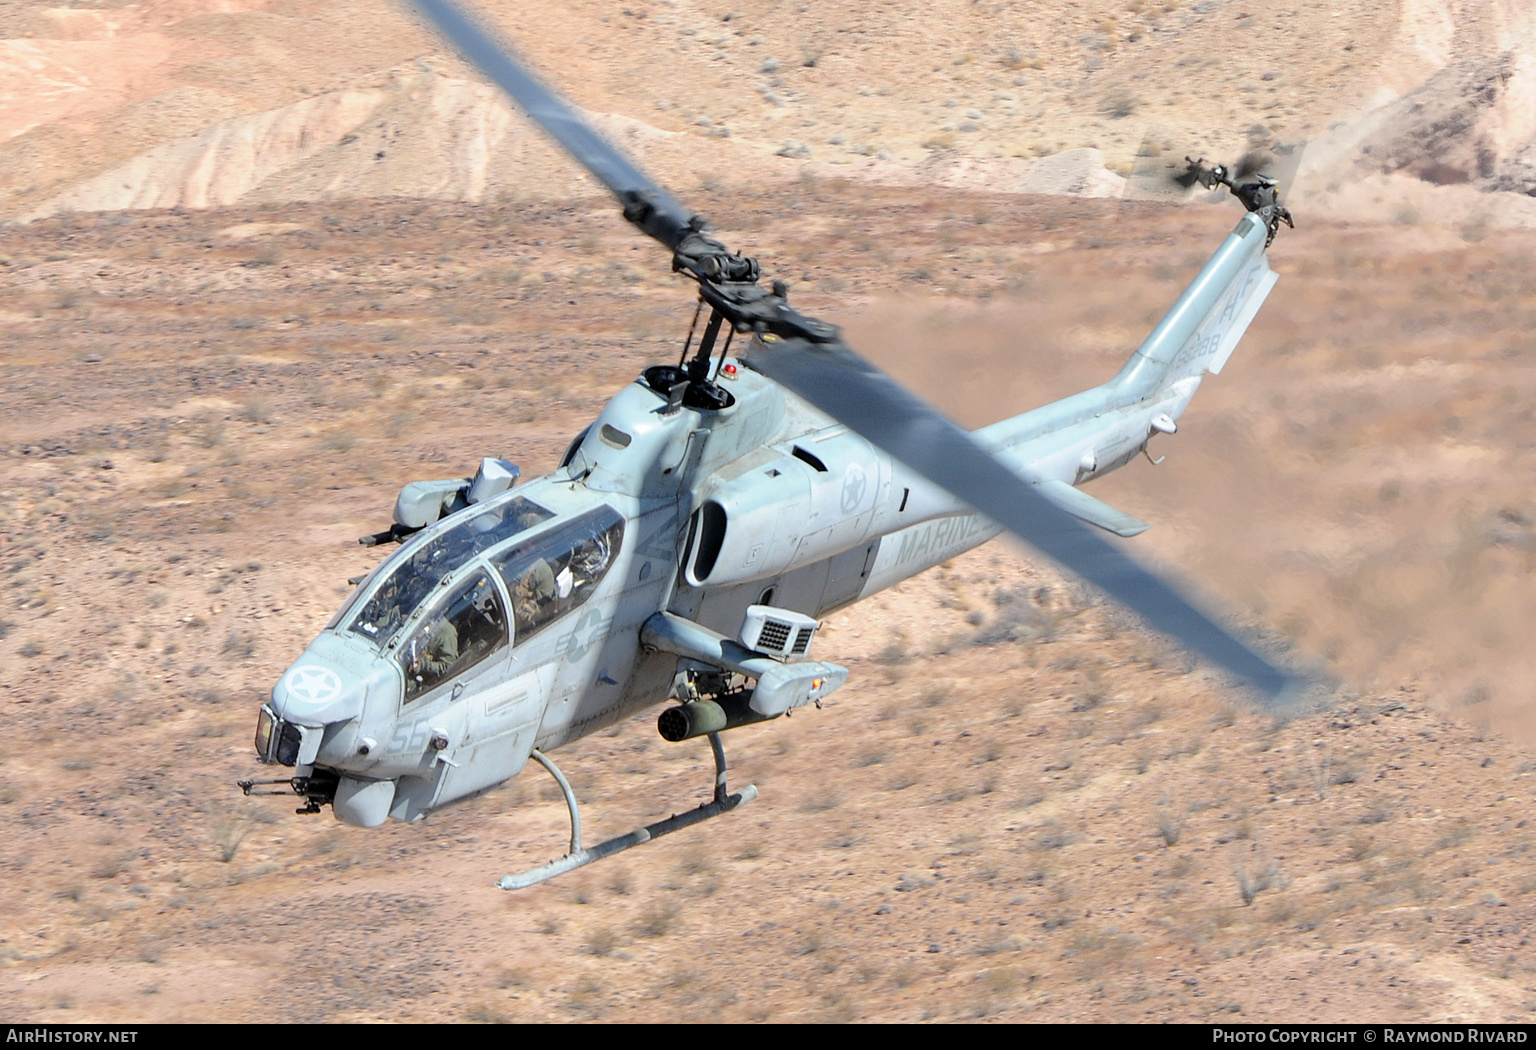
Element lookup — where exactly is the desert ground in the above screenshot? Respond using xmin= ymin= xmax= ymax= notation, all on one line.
xmin=5 ymin=0 xmax=1536 ymax=1027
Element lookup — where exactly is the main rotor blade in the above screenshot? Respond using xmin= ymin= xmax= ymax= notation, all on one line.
xmin=408 ymin=0 xmax=697 ymax=249
xmin=748 ymin=337 xmax=1298 ymax=702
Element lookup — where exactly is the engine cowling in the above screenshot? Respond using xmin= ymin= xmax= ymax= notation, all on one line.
xmin=686 ymin=430 xmax=885 ymax=587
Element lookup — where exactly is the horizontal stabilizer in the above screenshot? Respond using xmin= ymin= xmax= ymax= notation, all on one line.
xmin=1035 ymin=479 xmax=1148 ymax=538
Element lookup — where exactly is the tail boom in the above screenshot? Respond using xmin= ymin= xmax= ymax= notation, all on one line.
xmin=1110 ymin=210 xmax=1278 ymax=399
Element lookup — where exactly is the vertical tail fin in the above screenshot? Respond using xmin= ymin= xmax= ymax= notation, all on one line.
xmin=1111 ymin=210 xmax=1278 ymax=401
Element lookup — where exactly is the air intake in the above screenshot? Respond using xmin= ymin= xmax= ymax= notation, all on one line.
xmin=688 ymin=500 xmax=728 ymax=583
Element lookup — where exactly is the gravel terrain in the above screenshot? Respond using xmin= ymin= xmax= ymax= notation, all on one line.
xmin=5 ymin=187 xmax=1536 ymax=1020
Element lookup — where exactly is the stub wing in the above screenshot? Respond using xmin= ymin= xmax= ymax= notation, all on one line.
xmin=1034 ymin=480 xmax=1149 ymax=538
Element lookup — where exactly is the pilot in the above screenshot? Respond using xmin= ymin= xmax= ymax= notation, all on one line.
xmin=514 ymin=556 xmax=557 ymax=625
xmin=362 ymin=576 xmax=407 ymax=638
xmin=410 ymin=615 xmax=459 ymax=681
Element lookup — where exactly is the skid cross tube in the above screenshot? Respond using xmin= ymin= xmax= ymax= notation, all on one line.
xmin=497 ymin=733 xmax=756 ymax=890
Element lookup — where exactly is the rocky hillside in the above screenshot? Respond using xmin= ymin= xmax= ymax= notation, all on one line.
xmin=7 ymin=0 xmax=1530 ymax=224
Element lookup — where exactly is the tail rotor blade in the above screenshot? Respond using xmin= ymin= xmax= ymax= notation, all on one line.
xmin=1261 ymin=140 xmax=1307 ymax=199
xmin=1126 ymin=132 xmax=1307 ymax=206
xmin=1126 ymin=134 xmax=1199 ymax=199
xmin=1233 ymin=149 xmax=1272 ymax=181
xmin=746 ymin=337 xmax=1299 ymax=702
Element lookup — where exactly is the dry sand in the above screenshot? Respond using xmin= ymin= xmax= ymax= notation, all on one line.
xmin=6 ymin=0 xmax=1536 ymax=1026
xmin=4 ymin=189 xmax=1536 ymax=1022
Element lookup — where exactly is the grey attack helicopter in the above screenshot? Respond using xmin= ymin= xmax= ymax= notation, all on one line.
xmin=240 ymin=0 xmax=1302 ymax=889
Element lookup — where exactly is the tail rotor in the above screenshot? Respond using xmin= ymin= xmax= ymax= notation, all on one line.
xmin=1127 ymin=134 xmax=1301 ymax=244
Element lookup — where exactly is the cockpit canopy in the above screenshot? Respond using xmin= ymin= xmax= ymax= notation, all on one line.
xmin=331 ymin=489 xmax=627 ymax=705
xmin=345 ymin=494 xmax=555 ymax=648
xmin=490 ymin=509 xmax=624 ymax=644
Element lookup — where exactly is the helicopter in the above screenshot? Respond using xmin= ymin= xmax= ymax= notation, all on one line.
xmin=240 ymin=0 xmax=1302 ymax=889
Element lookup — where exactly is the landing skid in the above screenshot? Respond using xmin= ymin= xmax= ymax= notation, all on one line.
xmin=497 ymin=732 xmax=757 ymax=890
